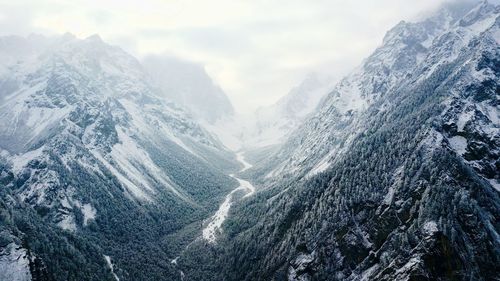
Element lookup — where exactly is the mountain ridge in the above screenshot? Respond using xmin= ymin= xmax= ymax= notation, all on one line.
xmin=0 ymin=1 xmax=498 ymax=280
xmin=0 ymin=33 xmax=240 ymax=280
xmin=176 ymin=1 xmax=500 ymax=280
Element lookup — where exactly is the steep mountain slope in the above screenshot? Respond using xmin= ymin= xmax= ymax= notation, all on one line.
xmin=177 ymin=1 xmax=500 ymax=280
xmin=142 ymin=55 xmax=234 ymax=124
xmin=0 ymin=34 xmax=239 ymax=280
xmin=248 ymin=73 xmax=333 ymax=149
xmin=251 ymin=0 xmax=492 ymax=183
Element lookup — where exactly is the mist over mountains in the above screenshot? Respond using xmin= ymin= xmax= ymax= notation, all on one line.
xmin=142 ymin=55 xmax=234 ymax=124
xmin=0 ymin=1 xmax=499 ymax=281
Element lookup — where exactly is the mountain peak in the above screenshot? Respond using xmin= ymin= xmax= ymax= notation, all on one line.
xmin=459 ymin=0 xmax=498 ymax=26
xmin=85 ymin=33 xmax=103 ymax=42
xmin=61 ymin=32 xmax=76 ymax=41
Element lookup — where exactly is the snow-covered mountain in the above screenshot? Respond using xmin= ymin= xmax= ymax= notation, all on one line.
xmin=267 ymin=73 xmax=333 ymax=121
xmin=252 ymin=0 xmax=500 ymax=183
xmin=206 ymin=72 xmax=333 ymax=152
xmin=0 ymin=1 xmax=498 ymax=280
xmin=142 ymin=55 xmax=234 ymax=124
xmin=0 ymin=33 xmax=239 ymax=280
xmin=0 ymin=33 xmax=235 ymax=201
xmin=177 ymin=1 xmax=500 ymax=280
xmin=248 ymin=73 xmax=334 ymax=148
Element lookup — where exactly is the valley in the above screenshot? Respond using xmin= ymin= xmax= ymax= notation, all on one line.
xmin=202 ymin=151 xmax=255 ymax=244
xmin=0 ymin=1 xmax=498 ymax=280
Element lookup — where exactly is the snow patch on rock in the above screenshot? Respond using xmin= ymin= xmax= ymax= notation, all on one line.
xmin=104 ymin=255 xmax=120 ymax=281
xmin=423 ymin=221 xmax=439 ymax=236
xmin=11 ymin=146 xmax=44 ymax=172
xmin=81 ymin=203 xmax=97 ymax=226
xmin=0 ymin=243 xmax=32 ymax=281
xmin=448 ymin=135 xmax=468 ymax=155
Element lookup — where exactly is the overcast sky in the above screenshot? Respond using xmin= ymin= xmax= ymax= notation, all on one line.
xmin=0 ymin=0 xmax=464 ymax=113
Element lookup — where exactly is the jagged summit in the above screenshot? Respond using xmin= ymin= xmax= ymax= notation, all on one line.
xmin=85 ymin=33 xmax=103 ymax=42
xmin=460 ymin=0 xmax=498 ymax=25
xmin=60 ymin=31 xmax=77 ymax=41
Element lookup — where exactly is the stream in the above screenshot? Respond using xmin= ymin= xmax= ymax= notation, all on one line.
xmin=171 ymin=152 xmax=255 ymax=280
xmin=202 ymin=151 xmax=255 ymax=243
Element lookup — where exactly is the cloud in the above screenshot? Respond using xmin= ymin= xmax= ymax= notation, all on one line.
xmin=0 ymin=2 xmax=39 ymax=35
xmin=0 ymin=0 xmax=468 ymax=113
